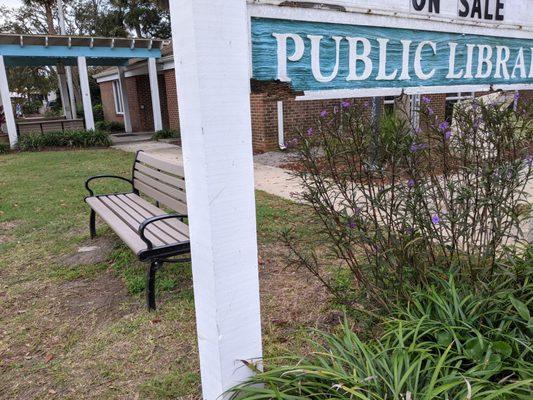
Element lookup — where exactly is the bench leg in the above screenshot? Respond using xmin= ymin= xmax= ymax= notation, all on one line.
xmin=89 ymin=210 xmax=96 ymax=239
xmin=146 ymin=261 xmax=158 ymax=311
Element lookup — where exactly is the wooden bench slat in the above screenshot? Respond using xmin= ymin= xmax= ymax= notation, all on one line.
xmin=111 ymin=195 xmax=187 ymax=243
xmin=137 ymin=152 xmax=185 ymax=176
xmin=134 ymin=172 xmax=187 ymax=203
xmin=135 ymin=163 xmax=186 ymax=190
xmin=98 ymin=196 xmax=168 ymax=248
xmin=117 ymin=194 xmax=189 ymax=242
xmin=86 ymin=197 xmax=148 ymax=255
xmin=123 ymin=193 xmax=190 ymax=238
xmin=106 ymin=195 xmax=180 ymax=245
xmin=134 ymin=180 xmax=188 ymax=215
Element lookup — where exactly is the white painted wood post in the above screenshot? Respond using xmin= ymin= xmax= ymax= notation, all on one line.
xmin=57 ymin=65 xmax=72 ymax=119
xmin=169 ymin=0 xmax=263 ymax=399
xmin=0 ymin=56 xmax=18 ymax=148
xmin=77 ymin=56 xmax=95 ymax=131
xmin=118 ymin=67 xmax=133 ymax=133
xmin=57 ymin=0 xmax=77 ymax=119
xmin=66 ymin=67 xmax=77 ymax=119
xmin=148 ymin=58 xmax=163 ymax=132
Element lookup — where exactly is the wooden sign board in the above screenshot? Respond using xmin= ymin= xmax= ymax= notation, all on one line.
xmin=252 ymin=1 xmax=533 ymax=28
xmin=249 ymin=1 xmax=533 ymax=99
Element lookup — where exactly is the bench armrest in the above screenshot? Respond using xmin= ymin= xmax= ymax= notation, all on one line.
xmin=85 ymin=175 xmax=135 ymax=197
xmin=139 ymin=214 xmax=188 ymax=250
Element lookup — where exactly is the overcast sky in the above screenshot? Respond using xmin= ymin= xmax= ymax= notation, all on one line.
xmin=3 ymin=0 xmax=22 ymax=8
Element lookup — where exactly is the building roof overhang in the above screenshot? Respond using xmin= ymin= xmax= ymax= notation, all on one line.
xmin=0 ymin=34 xmax=165 ymax=67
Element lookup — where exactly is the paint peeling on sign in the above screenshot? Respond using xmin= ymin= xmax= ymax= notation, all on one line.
xmin=251 ymin=17 xmax=533 ymax=93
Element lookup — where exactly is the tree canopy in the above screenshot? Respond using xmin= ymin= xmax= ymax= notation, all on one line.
xmin=0 ymin=0 xmax=170 ymax=39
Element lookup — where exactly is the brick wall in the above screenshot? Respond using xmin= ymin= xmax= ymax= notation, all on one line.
xmin=250 ymin=93 xmax=279 ymax=152
xmin=99 ymin=81 xmax=124 ymax=125
xmin=424 ymin=93 xmax=447 ymax=122
xmin=100 ymin=74 xmax=170 ymax=132
xmin=164 ymin=69 xmax=180 ymax=133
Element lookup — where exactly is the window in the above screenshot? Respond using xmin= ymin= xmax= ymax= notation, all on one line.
xmin=383 ymin=96 xmax=396 ymax=115
xmin=445 ymin=92 xmax=474 ymax=122
xmin=112 ymin=80 xmax=124 ymax=115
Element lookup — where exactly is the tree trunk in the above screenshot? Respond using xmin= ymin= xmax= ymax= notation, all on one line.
xmin=45 ymin=2 xmax=56 ymax=34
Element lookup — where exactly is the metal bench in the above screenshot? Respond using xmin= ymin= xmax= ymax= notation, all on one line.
xmin=84 ymin=150 xmax=190 ymax=310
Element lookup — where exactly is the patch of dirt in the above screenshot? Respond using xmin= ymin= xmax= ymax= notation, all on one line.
xmin=58 ymin=236 xmax=117 ymax=267
xmin=0 ymin=219 xmax=22 ymax=232
xmin=0 ymin=220 xmax=21 ymax=246
xmin=58 ymin=270 xmax=131 ymax=323
xmin=258 ymin=243 xmax=338 ymax=344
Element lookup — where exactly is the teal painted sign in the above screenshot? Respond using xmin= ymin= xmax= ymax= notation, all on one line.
xmin=251 ymin=17 xmax=533 ymax=93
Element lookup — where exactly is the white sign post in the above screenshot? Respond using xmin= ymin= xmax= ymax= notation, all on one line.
xmin=168 ymin=1 xmax=263 ymax=399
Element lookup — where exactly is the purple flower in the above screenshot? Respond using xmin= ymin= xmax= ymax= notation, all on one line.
xmin=407 ymin=179 xmax=415 ymax=188
xmin=414 ymin=127 xmax=422 ymax=135
xmin=410 ymin=143 xmax=427 ymax=153
xmin=427 ymin=107 xmax=434 ymax=115
xmin=341 ymin=100 xmax=351 ymax=108
xmin=514 ymin=92 xmax=520 ymax=102
xmin=364 ymin=101 xmax=370 ymax=108
xmin=306 ymin=128 xmax=314 ymax=137
xmin=444 ymin=131 xmax=452 ymax=140
xmin=347 ymin=219 xmax=356 ymax=229
xmin=422 ymin=96 xmax=431 ymax=104
xmin=525 ymin=155 xmax=533 ymax=167
xmin=320 ymin=110 xmax=328 ymax=117
xmin=289 ymin=138 xmax=299 ymax=146
xmin=438 ymin=121 xmax=450 ymax=132
xmin=354 ymin=206 xmax=362 ymax=215
xmin=432 ymin=214 xmax=441 ymax=225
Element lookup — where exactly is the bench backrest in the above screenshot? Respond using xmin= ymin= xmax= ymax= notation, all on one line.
xmin=132 ymin=151 xmax=187 ymax=214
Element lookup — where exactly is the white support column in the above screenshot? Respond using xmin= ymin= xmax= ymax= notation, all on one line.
xmin=169 ymin=1 xmax=262 ymax=399
xmin=0 ymin=56 xmax=18 ymax=148
xmin=77 ymin=56 xmax=94 ymax=130
xmin=57 ymin=65 xmax=72 ymax=119
xmin=57 ymin=0 xmax=77 ymax=119
xmin=66 ymin=67 xmax=77 ymax=119
xmin=118 ymin=67 xmax=133 ymax=133
xmin=148 ymin=57 xmax=163 ymax=132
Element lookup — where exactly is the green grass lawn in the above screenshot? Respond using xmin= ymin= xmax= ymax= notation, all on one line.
xmin=0 ymin=149 xmax=326 ymax=399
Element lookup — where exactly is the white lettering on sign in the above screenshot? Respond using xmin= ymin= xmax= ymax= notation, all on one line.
xmin=271 ymin=32 xmax=533 ymax=84
xmin=272 ymin=33 xmax=304 ymax=81
xmin=346 ymin=37 xmax=373 ymax=81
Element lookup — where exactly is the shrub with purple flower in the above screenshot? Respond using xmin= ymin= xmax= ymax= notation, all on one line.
xmin=282 ymin=98 xmax=533 ymax=310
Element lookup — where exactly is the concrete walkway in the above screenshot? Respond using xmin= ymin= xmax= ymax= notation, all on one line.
xmin=112 ymin=141 xmax=301 ymax=201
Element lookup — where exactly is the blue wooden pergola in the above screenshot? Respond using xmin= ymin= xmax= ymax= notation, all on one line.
xmin=0 ymin=33 xmax=164 ymax=148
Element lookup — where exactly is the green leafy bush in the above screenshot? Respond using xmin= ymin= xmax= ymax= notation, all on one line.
xmin=0 ymin=142 xmax=10 ymax=154
xmin=93 ymin=103 xmax=104 ymax=121
xmin=230 ymin=253 xmax=533 ymax=399
xmin=17 ymin=129 xmax=111 ymax=151
xmin=95 ymin=120 xmax=125 ymax=133
xmin=152 ymin=129 xmax=179 ymax=140
xmin=22 ymin=100 xmax=42 ymax=115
